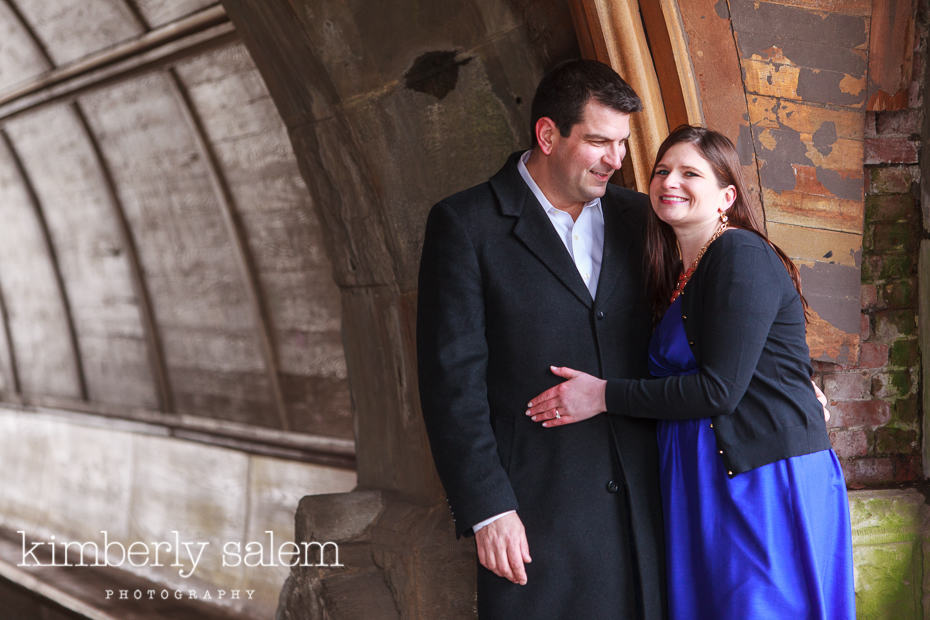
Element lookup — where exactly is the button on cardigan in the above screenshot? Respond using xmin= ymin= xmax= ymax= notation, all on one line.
xmin=605 ymin=229 xmax=831 ymax=475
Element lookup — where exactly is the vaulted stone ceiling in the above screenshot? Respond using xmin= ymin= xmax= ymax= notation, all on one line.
xmin=0 ymin=1 xmax=353 ymax=457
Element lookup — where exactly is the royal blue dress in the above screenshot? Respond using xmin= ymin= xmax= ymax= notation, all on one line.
xmin=649 ymin=296 xmax=855 ymax=620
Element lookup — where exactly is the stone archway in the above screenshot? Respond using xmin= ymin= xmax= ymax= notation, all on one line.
xmin=221 ymin=0 xmax=581 ymax=615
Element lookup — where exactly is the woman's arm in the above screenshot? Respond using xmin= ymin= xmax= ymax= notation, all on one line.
xmin=527 ymin=239 xmax=784 ymax=424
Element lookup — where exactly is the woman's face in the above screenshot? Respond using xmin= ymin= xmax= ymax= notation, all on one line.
xmin=649 ymin=142 xmax=735 ymax=233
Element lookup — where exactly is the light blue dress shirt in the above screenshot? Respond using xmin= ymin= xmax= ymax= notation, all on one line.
xmin=517 ymin=150 xmax=604 ymax=298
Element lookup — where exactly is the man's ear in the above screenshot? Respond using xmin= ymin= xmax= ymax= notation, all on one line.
xmin=535 ymin=117 xmax=558 ymax=155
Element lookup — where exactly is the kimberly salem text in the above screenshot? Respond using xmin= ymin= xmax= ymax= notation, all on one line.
xmin=17 ymin=530 xmax=342 ymax=579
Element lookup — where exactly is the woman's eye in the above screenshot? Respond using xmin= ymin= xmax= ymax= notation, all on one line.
xmin=655 ymin=169 xmax=669 ymax=176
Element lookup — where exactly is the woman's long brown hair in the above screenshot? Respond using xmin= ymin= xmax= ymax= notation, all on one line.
xmin=644 ymin=125 xmax=808 ymax=322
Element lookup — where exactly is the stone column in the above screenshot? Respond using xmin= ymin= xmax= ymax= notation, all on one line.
xmin=220 ymin=1 xmax=578 ymax=616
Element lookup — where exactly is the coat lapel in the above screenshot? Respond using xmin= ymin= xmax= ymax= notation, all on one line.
xmin=593 ymin=197 xmax=625 ymax=307
xmin=491 ymin=153 xmax=593 ymax=308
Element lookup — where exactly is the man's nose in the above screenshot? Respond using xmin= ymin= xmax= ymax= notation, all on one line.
xmin=604 ymin=143 xmax=624 ymax=169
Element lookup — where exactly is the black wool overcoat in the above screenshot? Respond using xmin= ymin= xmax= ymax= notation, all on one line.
xmin=417 ymin=153 xmax=666 ymax=619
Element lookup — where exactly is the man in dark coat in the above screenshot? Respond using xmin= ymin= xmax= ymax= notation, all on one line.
xmin=417 ymin=60 xmax=665 ymax=618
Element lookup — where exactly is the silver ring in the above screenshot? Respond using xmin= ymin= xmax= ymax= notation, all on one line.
xmin=555 ymin=409 xmax=561 ymax=420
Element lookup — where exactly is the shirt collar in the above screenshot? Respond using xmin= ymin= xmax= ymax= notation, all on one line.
xmin=517 ymin=150 xmax=600 ymax=215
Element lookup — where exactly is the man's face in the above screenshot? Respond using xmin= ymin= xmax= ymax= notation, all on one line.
xmin=546 ymin=100 xmax=631 ymax=210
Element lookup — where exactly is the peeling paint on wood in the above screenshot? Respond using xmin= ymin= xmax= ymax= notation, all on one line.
xmin=726 ymin=0 xmax=870 ymax=363
xmin=768 ymin=221 xmax=862 ymax=268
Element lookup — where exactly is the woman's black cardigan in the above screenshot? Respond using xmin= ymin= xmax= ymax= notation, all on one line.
xmin=605 ymin=228 xmax=831 ymax=476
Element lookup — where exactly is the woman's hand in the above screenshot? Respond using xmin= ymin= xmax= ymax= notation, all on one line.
xmin=525 ymin=366 xmax=607 ymax=427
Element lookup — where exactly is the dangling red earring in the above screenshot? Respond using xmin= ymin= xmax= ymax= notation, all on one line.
xmin=718 ymin=208 xmax=729 ymax=224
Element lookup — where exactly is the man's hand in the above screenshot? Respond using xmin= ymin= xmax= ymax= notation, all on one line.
xmin=474 ymin=512 xmax=532 ymax=585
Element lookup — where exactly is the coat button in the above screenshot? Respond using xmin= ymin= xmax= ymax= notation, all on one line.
xmin=688 ymin=340 xmax=695 ymax=346
xmin=709 ymin=423 xmax=714 ymax=429
xmin=718 ymin=449 xmax=724 ymax=455
xmin=596 ymin=311 xmax=605 ymax=320
xmin=681 ymin=314 xmax=687 ymax=320
xmin=728 ymin=471 xmax=734 ymax=476
xmin=606 ymin=480 xmax=620 ymax=493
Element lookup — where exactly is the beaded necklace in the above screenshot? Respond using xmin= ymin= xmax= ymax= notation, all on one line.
xmin=669 ymin=222 xmax=728 ymax=303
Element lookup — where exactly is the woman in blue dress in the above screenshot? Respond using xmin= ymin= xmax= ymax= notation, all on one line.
xmin=525 ymin=125 xmax=855 ymax=619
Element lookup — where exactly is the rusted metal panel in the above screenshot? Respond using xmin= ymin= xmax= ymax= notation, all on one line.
xmin=748 ymin=95 xmax=864 ymax=140
xmin=867 ymin=0 xmax=917 ymax=110
xmin=747 ymin=95 xmax=864 ymax=233
xmin=725 ymin=0 xmax=870 ymax=364
xmin=677 ymin=0 xmax=765 ymax=223
xmin=733 ymin=0 xmax=869 ymax=108
xmin=760 ymin=0 xmax=872 ymax=14
xmin=763 ymin=188 xmax=865 ymax=233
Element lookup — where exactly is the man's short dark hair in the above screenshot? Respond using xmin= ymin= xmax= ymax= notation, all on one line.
xmin=530 ymin=59 xmax=642 ymax=145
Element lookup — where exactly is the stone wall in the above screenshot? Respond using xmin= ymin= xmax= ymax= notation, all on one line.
xmin=0 ymin=407 xmax=356 ymax=618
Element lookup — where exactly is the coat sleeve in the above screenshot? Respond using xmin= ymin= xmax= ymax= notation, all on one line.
xmin=604 ymin=240 xmax=782 ymax=420
xmin=417 ymin=201 xmax=518 ymax=535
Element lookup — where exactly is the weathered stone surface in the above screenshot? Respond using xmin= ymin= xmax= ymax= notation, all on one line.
xmin=0 ymin=406 xmax=354 ymax=618
xmin=823 ymin=370 xmax=871 ymax=401
xmin=297 ymin=491 xmax=384 ymax=544
xmin=866 ymin=192 xmax=918 ymax=222
xmin=0 ymin=137 xmax=80 ymax=399
xmin=0 ymin=1 xmax=51 ymax=93
xmin=340 ymin=286 xmax=441 ymax=500
xmin=134 ymin=0 xmax=216 ymax=28
xmin=831 ymin=399 xmax=892 ymax=428
xmin=129 ymin=435 xmax=250 ymax=587
xmin=15 ymin=0 xmax=143 ymax=66
xmin=829 ymin=428 xmax=869 ymax=458
xmin=873 ymin=427 xmax=918 ymax=455
xmin=921 ymin=241 xmax=930 ymax=476
xmin=283 ymin=491 xmax=475 ymax=619
xmin=5 ymin=103 xmax=157 ymax=409
xmin=865 ymin=136 xmax=921 ymax=164
xmin=224 ymin=0 xmax=577 ymax=614
xmin=849 ymin=489 xmax=926 ymax=618
xmin=243 ymin=458 xmax=355 ymax=612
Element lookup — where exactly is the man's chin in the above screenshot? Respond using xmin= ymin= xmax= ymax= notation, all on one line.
xmin=586 ymin=186 xmax=609 ymax=200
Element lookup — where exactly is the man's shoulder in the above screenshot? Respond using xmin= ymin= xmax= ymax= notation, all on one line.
xmin=603 ymin=184 xmax=649 ymax=229
xmin=431 ymin=154 xmax=522 ymax=218
xmin=436 ymin=179 xmax=496 ymax=211
xmin=603 ymin=183 xmax=649 ymax=210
